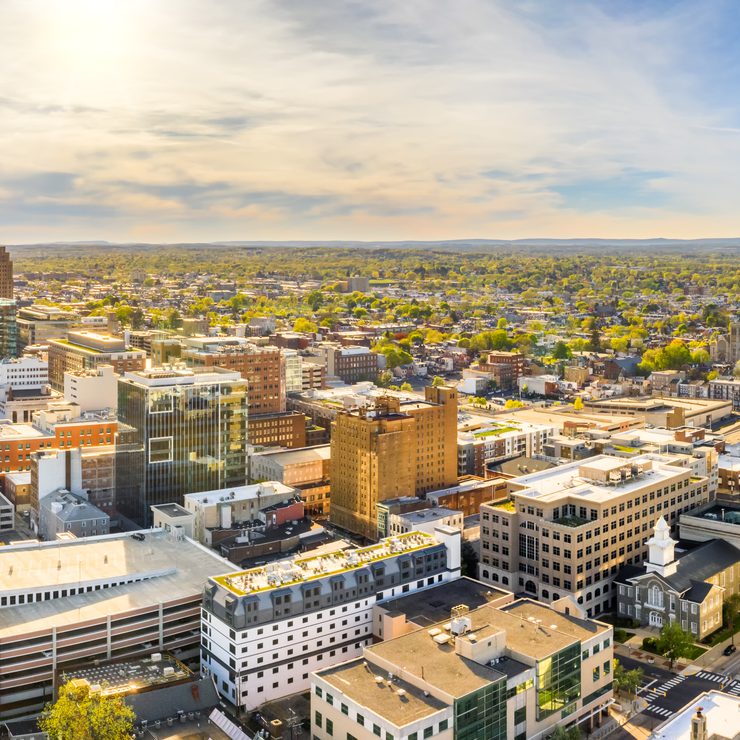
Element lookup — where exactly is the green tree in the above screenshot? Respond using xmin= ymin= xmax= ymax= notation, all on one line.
xmin=656 ymin=621 xmax=694 ymax=669
xmin=40 ymin=679 xmax=135 ymax=740
xmin=725 ymin=593 xmax=740 ymax=646
xmin=431 ymin=375 xmax=445 ymax=387
xmin=550 ymin=725 xmax=581 ymax=740
xmin=552 ymin=341 xmax=572 ymax=360
xmin=613 ymin=660 xmax=643 ymax=697
xmin=400 ymin=381 xmax=413 ymax=392
xmin=460 ymin=540 xmax=479 ymax=577
xmin=573 ymin=397 xmax=584 ymax=411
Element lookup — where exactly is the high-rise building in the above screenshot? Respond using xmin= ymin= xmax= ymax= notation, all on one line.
xmin=201 ymin=527 xmax=461 ymax=712
xmin=0 ymin=299 xmax=17 ymax=359
xmin=330 ymin=386 xmax=458 ymax=539
xmin=181 ymin=337 xmax=285 ymax=414
xmin=116 ymin=367 xmax=248 ymax=527
xmin=47 ymin=330 xmax=146 ymax=390
xmin=0 ymin=246 xmax=13 ymax=299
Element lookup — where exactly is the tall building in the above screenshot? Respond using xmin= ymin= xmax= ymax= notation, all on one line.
xmin=116 ymin=367 xmax=248 ymax=527
xmin=201 ymin=526 xmax=462 ymax=712
xmin=0 ymin=246 xmax=12 ymax=298
xmin=0 ymin=299 xmax=17 ymax=359
xmin=181 ymin=337 xmax=285 ymax=414
xmin=321 ymin=343 xmax=380 ymax=384
xmin=48 ymin=330 xmax=146 ymax=390
xmin=312 ymin=595 xmax=613 ymax=740
xmin=478 ymin=453 xmax=713 ymax=618
xmin=330 ymin=386 xmax=458 ymax=539
xmin=16 ymin=304 xmax=78 ymax=351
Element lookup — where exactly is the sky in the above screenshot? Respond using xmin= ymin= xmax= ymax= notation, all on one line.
xmin=2 ymin=0 xmax=740 ymax=242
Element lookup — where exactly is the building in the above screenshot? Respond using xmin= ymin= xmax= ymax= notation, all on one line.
xmin=38 ymin=489 xmax=110 ymax=541
xmin=182 ymin=338 xmax=285 ymax=415
xmin=311 ymin=595 xmax=613 ymax=740
xmin=322 ymin=344 xmax=380 ymax=384
xmin=615 ymin=518 xmax=739 ymax=639
xmin=3 ymin=471 xmax=30 ymax=511
xmin=302 ymin=360 xmax=326 ymax=391
xmin=478 ymin=454 xmax=713 ymax=617
xmin=0 ymin=246 xmax=13 ymax=298
xmin=151 ymin=502 xmax=196 ymax=539
xmin=0 ymin=385 xmax=59 ymax=424
xmin=248 ymin=410 xmax=307 ymax=449
xmin=48 ymin=331 xmax=146 ymax=390
xmin=583 ymin=396 xmax=732 ymax=429
xmin=0 ymin=529 xmax=234 ymax=719
xmin=283 ymin=349 xmax=303 ymax=393
xmin=16 ymin=305 xmax=78 ymax=351
xmin=708 ymin=376 xmax=740 ymax=409
xmin=0 ymin=357 xmax=48 ymax=389
xmin=386 ymin=506 xmax=463 ymax=536
xmin=709 ymin=321 xmax=740 ymax=364
xmin=330 ymin=386 xmax=458 ymax=539
xmin=477 ymin=350 xmax=525 ymax=390
xmin=250 ymin=444 xmax=331 ymax=517
xmin=0 ymin=299 xmax=17 ymax=359
xmin=649 ymin=691 xmax=740 ymax=739
xmin=116 ymin=367 xmax=248 ymax=527
xmin=201 ymin=527 xmax=462 ymax=712
xmin=63 ymin=364 xmax=117 ymax=412
xmin=427 ymin=476 xmax=508 ymax=517
xmin=182 ymin=481 xmax=298 ymax=547
xmin=0 ymin=491 xmax=13 ymax=531
xmin=679 ymin=503 xmax=740 ymax=549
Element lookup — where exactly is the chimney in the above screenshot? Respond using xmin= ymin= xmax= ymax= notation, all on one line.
xmin=690 ymin=706 xmax=707 ymax=740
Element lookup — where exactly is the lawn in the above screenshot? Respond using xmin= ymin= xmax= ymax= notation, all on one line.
xmin=613 ymin=629 xmax=636 ymax=644
xmin=642 ymin=637 xmax=706 ymax=660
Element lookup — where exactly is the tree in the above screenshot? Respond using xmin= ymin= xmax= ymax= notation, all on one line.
xmin=293 ymin=317 xmax=318 ymax=333
xmin=550 ymin=726 xmax=581 ymax=740
xmin=552 ymin=341 xmax=572 ymax=360
xmin=399 ymin=381 xmax=413 ymax=392
xmin=613 ymin=659 xmax=643 ymax=697
xmin=725 ymin=593 xmax=740 ymax=646
xmin=431 ymin=375 xmax=445 ymax=387
xmin=40 ymin=679 xmax=135 ymax=740
xmin=656 ymin=621 xmax=694 ymax=669
xmin=573 ymin=397 xmax=584 ymax=411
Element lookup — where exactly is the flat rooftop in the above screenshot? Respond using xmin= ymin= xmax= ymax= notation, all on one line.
xmin=183 ymin=481 xmax=295 ymax=505
xmin=212 ymin=531 xmax=439 ymax=596
xmin=151 ymin=503 xmax=192 ymax=519
xmin=0 ymin=530 xmax=234 ymax=640
xmin=510 ymin=454 xmax=691 ymax=504
xmin=652 ymin=690 xmax=740 ymax=739
xmin=252 ymin=444 xmax=331 ymax=465
xmin=319 ymin=658 xmax=448 ymax=727
xmin=378 ymin=577 xmax=511 ymax=628
xmin=0 ymin=422 xmax=47 ymax=440
xmin=65 ymin=654 xmax=190 ymax=696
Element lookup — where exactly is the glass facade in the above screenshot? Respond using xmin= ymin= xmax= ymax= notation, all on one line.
xmin=0 ymin=300 xmax=18 ymax=359
xmin=535 ymin=644 xmax=581 ymax=721
xmin=117 ymin=374 xmax=248 ymax=526
xmin=454 ymin=677 xmax=507 ymax=740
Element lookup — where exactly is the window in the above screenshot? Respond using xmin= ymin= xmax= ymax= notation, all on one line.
xmin=326 ymin=719 xmax=333 ymax=736
xmin=148 ymin=436 xmax=172 ymax=463
xmin=514 ymin=707 xmax=526 ymax=724
xmin=424 ymin=728 xmax=433 ymax=739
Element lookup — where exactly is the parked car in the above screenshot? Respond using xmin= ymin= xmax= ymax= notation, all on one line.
xmin=723 ymin=644 xmax=737 ymax=656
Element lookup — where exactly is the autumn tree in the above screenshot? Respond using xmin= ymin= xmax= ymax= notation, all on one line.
xmin=40 ymin=679 xmax=136 ymax=740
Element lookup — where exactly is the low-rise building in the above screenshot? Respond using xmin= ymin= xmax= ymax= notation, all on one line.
xmin=201 ymin=527 xmax=462 ymax=712
xmin=649 ymin=691 xmax=740 ymax=739
xmin=0 ymin=491 xmax=13 ymax=531
xmin=311 ymin=596 xmax=613 ymax=740
xmin=63 ymin=364 xmax=117 ymax=412
xmin=615 ymin=517 xmax=740 ymax=638
xmin=387 ymin=506 xmax=463 ymax=536
xmin=38 ymin=490 xmax=110 ymax=541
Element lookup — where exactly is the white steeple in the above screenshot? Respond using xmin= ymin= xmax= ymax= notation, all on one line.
xmin=645 ymin=516 xmax=678 ymax=577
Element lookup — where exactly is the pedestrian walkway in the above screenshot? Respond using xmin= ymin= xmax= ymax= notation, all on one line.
xmin=695 ymin=670 xmax=726 ymax=682
xmin=644 ymin=704 xmax=672 ymax=718
xmin=644 ymin=674 xmax=685 ymax=703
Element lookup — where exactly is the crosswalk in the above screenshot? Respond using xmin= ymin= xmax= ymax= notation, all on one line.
xmin=696 ymin=670 xmax=727 ymax=682
xmin=643 ymin=671 xmax=740 ymax=718
xmin=645 ymin=704 xmax=672 ymax=717
xmin=644 ymin=674 xmax=685 ymax=703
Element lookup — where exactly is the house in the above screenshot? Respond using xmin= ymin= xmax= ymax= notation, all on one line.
xmin=615 ymin=517 xmax=740 ymax=639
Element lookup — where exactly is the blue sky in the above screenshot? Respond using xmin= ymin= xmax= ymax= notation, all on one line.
xmin=1 ymin=0 xmax=740 ymax=241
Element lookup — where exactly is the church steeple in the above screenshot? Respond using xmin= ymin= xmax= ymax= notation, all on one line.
xmin=645 ymin=516 xmax=678 ymax=577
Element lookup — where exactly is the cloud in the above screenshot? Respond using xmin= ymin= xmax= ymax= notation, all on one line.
xmin=0 ymin=0 xmax=739 ymax=240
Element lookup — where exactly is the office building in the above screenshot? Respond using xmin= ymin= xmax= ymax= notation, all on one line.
xmin=16 ymin=305 xmax=78 ymax=351
xmin=312 ymin=595 xmax=613 ymax=740
xmin=201 ymin=527 xmax=462 ymax=712
xmin=478 ymin=454 xmax=712 ymax=618
xmin=0 ymin=357 xmax=48 ymax=389
xmin=330 ymin=386 xmax=458 ymax=539
xmin=116 ymin=367 xmax=248 ymax=527
xmin=283 ymin=349 xmax=303 ymax=393
xmin=63 ymin=364 xmax=117 ymax=412
xmin=616 ymin=517 xmax=740 ymax=639
xmin=38 ymin=489 xmax=110 ymax=541
xmin=3 ymin=471 xmax=30 ymax=511
xmin=250 ymin=444 xmax=331 ymax=517
xmin=48 ymin=330 xmax=146 ymax=390
xmin=0 ymin=246 xmax=12 ymax=298
xmin=0 ymin=492 xmax=12 ymax=530
xmin=0 ymin=530 xmax=234 ymax=719
xmin=248 ymin=410 xmax=307 ymax=449
xmin=322 ymin=344 xmax=380 ymax=384
xmin=182 ymin=337 xmax=285 ymax=414
xmin=0 ymin=299 xmax=17 ymax=359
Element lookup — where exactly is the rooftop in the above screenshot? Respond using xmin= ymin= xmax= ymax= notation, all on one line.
xmin=151 ymin=502 xmax=193 ymax=519
xmin=212 ymin=531 xmax=439 ymax=596
xmin=251 ymin=444 xmax=331 ymax=466
xmin=650 ymin=690 xmax=740 ymax=739
xmin=0 ymin=530 xmax=234 ymax=639
xmin=183 ymin=481 xmax=296 ymax=506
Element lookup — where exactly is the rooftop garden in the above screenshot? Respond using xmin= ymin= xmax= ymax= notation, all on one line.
xmin=474 ymin=426 xmax=517 ymax=438
xmin=611 ymin=444 xmax=640 ymax=454
xmin=552 ymin=515 xmax=590 ymax=527
xmin=491 ymin=499 xmax=515 ymax=512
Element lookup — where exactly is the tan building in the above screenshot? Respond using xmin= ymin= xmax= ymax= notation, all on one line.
xmin=584 ymin=396 xmax=732 ymax=429
xmin=48 ymin=331 xmax=146 ymax=390
xmin=248 ymin=410 xmax=307 ymax=449
xmin=479 ymin=453 xmax=713 ymax=618
xmin=330 ymin=386 xmax=458 ymax=539
xmin=182 ymin=339 xmax=285 ymax=415
xmin=0 ymin=246 xmax=12 ymax=299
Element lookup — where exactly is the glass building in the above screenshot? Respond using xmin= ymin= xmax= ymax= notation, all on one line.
xmin=454 ymin=678 xmax=508 ymax=740
xmin=0 ymin=299 xmax=18 ymax=359
xmin=116 ymin=368 xmax=248 ymax=526
xmin=536 ymin=643 xmax=582 ymax=721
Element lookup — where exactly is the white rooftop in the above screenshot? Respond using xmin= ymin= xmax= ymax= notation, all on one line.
xmin=183 ymin=481 xmax=296 ymax=506
xmin=650 ymin=690 xmax=740 ymax=739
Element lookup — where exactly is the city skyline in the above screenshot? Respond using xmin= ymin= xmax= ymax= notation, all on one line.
xmin=3 ymin=0 xmax=740 ymax=243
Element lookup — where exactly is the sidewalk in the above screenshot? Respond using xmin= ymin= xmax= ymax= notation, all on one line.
xmin=614 ymin=639 xmax=691 ymax=673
